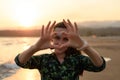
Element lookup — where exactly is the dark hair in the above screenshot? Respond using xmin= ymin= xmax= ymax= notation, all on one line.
xmin=54 ymin=22 xmax=66 ymax=30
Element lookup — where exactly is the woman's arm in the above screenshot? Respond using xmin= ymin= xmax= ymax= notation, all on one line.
xmin=83 ymin=46 xmax=103 ymax=67
xmin=18 ymin=45 xmax=39 ymax=64
xmin=76 ymin=39 xmax=104 ymax=67
xmin=16 ymin=21 xmax=56 ymax=64
xmin=62 ymin=19 xmax=104 ymax=67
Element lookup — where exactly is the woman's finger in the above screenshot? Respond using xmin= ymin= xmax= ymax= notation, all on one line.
xmin=45 ymin=21 xmax=51 ymax=33
xmin=51 ymin=32 xmax=57 ymax=38
xmin=61 ymin=31 xmax=70 ymax=39
xmin=63 ymin=19 xmax=71 ymax=32
xmin=67 ymin=19 xmax=74 ymax=31
xmin=40 ymin=25 xmax=44 ymax=37
xmin=60 ymin=42 xmax=69 ymax=49
xmin=74 ymin=22 xmax=79 ymax=34
xmin=52 ymin=44 xmax=60 ymax=49
xmin=49 ymin=21 xmax=56 ymax=33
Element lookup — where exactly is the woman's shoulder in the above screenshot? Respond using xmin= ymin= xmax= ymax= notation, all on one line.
xmin=32 ymin=53 xmax=52 ymax=59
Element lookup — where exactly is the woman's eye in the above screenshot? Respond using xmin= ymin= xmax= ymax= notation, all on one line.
xmin=63 ymin=37 xmax=68 ymax=41
xmin=54 ymin=36 xmax=60 ymax=40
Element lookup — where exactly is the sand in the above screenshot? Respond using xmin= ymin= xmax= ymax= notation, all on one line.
xmin=81 ymin=36 xmax=120 ymax=80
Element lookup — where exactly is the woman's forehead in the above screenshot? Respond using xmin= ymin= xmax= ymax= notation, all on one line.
xmin=54 ymin=28 xmax=67 ymax=32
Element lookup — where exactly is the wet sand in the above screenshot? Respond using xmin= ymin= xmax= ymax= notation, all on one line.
xmin=1 ymin=36 xmax=120 ymax=80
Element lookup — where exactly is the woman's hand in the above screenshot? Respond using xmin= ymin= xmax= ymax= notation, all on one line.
xmin=34 ymin=21 xmax=56 ymax=51
xmin=61 ymin=19 xmax=87 ymax=49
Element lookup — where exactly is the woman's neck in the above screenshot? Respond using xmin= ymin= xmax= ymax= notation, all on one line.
xmin=55 ymin=53 xmax=66 ymax=64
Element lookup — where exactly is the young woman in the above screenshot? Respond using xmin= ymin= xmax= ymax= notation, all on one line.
xmin=15 ymin=19 xmax=106 ymax=80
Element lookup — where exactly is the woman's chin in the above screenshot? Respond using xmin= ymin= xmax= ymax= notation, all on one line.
xmin=55 ymin=49 xmax=65 ymax=54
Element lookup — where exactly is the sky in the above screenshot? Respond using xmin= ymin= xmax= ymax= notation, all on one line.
xmin=0 ymin=0 xmax=120 ymax=30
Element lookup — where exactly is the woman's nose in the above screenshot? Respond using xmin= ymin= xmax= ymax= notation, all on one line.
xmin=58 ymin=39 xmax=65 ymax=45
xmin=55 ymin=39 xmax=63 ymax=45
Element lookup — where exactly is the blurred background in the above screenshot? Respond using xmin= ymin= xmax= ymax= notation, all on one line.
xmin=0 ymin=0 xmax=120 ymax=80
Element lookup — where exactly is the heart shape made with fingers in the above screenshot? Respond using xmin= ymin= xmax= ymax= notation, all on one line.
xmin=50 ymin=31 xmax=70 ymax=50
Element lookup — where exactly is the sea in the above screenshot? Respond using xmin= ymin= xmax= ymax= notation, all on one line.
xmin=0 ymin=37 xmax=53 ymax=80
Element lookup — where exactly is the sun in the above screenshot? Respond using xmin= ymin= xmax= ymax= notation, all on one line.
xmin=13 ymin=1 xmax=42 ymax=28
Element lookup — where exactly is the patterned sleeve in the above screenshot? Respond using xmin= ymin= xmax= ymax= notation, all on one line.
xmin=80 ymin=55 xmax=106 ymax=72
xmin=14 ymin=54 xmax=43 ymax=69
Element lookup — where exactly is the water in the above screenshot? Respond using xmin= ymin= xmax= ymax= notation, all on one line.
xmin=0 ymin=37 xmax=52 ymax=80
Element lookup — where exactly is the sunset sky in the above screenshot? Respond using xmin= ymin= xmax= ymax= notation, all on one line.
xmin=0 ymin=0 xmax=120 ymax=30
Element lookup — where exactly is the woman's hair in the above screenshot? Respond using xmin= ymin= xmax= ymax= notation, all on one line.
xmin=54 ymin=22 xmax=66 ymax=30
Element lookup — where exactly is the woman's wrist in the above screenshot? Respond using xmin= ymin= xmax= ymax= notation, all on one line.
xmin=77 ymin=40 xmax=89 ymax=51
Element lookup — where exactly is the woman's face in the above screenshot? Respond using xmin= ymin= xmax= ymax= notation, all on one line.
xmin=52 ymin=27 xmax=69 ymax=54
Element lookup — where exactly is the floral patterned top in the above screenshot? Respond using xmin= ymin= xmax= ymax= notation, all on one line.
xmin=15 ymin=53 xmax=106 ymax=80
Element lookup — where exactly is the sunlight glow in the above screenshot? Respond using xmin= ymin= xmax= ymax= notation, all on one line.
xmin=13 ymin=1 xmax=42 ymax=27
xmin=0 ymin=0 xmax=120 ymax=29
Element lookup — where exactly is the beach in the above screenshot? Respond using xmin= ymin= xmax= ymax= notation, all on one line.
xmin=0 ymin=36 xmax=120 ymax=80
